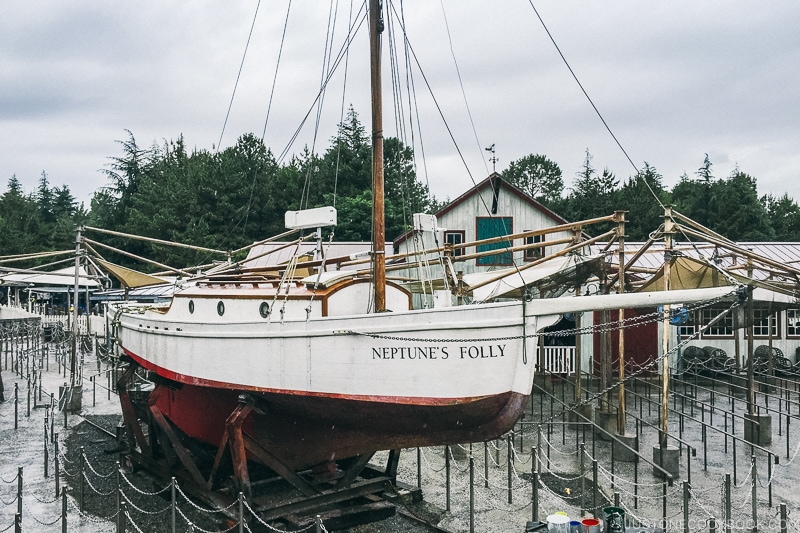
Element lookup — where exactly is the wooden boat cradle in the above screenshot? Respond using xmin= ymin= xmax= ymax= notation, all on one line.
xmin=116 ymin=361 xmax=405 ymax=529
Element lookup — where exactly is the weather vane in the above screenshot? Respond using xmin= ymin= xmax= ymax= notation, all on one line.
xmin=485 ymin=144 xmax=498 ymax=173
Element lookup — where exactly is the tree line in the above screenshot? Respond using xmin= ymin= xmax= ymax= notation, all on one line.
xmin=2 ymin=108 xmax=799 ymax=272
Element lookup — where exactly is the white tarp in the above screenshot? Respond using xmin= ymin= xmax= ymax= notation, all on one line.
xmin=0 ymin=266 xmax=100 ymax=288
xmin=463 ymin=254 xmax=601 ymax=302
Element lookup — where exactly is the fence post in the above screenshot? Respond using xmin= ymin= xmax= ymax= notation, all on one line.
xmin=469 ymin=456 xmax=475 ymax=533
xmin=116 ymin=462 xmax=122 ymax=533
xmin=445 ymin=445 xmax=451 ymax=512
xmin=750 ymin=454 xmax=757 ymax=532
xmin=238 ymin=491 xmax=245 ymax=533
xmin=44 ymin=418 xmax=49 ymax=478
xmin=767 ymin=455 xmax=773 ymax=507
xmin=120 ymin=501 xmax=127 ymax=533
xmin=532 ymin=470 xmax=539 ymax=523
xmin=50 ymin=394 xmax=55 ymax=442
xmin=507 ymin=434 xmax=513 ymax=504
xmin=55 ymin=435 xmax=60 ymax=497
xmin=14 ymin=383 xmax=18 ymax=430
xmin=79 ymin=446 xmax=85 ymax=512
xmin=709 ymin=517 xmax=717 ymax=533
xmin=484 ymin=442 xmax=490 ymax=489
xmin=780 ymin=503 xmax=787 ymax=533
xmin=417 ymin=447 xmax=422 ymax=488
xmin=580 ymin=442 xmax=586 ymax=515
xmin=683 ymin=480 xmax=690 ymax=533
xmin=17 ymin=467 xmax=22 ymax=522
xmin=315 ymin=515 xmax=323 ymax=533
xmin=62 ymin=490 xmax=67 ymax=533
xmin=171 ymin=477 xmax=176 ymax=533
xmin=592 ymin=459 xmax=598 ymax=516
xmin=724 ymin=473 xmax=731 ymax=533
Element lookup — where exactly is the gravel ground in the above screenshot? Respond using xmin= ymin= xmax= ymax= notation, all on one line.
xmin=4 ymin=337 xmax=800 ymax=533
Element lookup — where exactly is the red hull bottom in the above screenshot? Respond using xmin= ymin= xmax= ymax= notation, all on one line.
xmin=154 ymin=382 xmax=528 ymax=471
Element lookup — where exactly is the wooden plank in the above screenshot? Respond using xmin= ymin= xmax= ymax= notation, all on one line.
xmin=242 ymin=432 xmax=318 ymax=497
xmin=149 ymin=404 xmax=207 ymax=486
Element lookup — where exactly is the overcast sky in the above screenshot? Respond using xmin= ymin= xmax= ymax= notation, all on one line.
xmin=2 ymin=1 xmax=798 ymax=213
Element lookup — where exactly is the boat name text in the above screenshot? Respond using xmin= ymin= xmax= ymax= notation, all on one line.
xmin=371 ymin=344 xmax=506 ymax=360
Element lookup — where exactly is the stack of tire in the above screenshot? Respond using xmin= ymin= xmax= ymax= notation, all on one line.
xmin=751 ymin=345 xmax=793 ymax=376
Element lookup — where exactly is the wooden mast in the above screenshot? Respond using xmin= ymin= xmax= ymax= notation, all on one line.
xmin=369 ymin=0 xmax=386 ymax=312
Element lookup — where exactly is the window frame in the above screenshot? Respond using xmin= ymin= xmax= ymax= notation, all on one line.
xmin=444 ymin=230 xmax=466 ymax=257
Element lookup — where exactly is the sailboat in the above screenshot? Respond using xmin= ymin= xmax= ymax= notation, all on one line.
xmin=111 ymin=0 xmax=739 ymax=507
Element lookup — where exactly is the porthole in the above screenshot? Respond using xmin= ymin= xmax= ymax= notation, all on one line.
xmin=217 ymin=301 xmax=225 ymax=316
xmin=188 ymin=300 xmax=195 ymax=314
xmin=259 ymin=301 xmax=270 ymax=318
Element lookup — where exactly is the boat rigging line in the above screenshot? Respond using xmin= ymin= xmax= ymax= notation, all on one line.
xmin=217 ymin=0 xmax=262 ymax=151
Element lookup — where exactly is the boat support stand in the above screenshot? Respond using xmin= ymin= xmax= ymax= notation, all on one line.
xmin=116 ymin=360 xmax=406 ymax=529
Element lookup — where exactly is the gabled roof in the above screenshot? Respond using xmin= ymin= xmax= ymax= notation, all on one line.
xmin=393 ymin=173 xmax=570 ymax=247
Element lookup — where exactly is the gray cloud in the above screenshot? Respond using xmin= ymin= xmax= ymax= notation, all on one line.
xmin=1 ymin=0 xmax=798 ymax=212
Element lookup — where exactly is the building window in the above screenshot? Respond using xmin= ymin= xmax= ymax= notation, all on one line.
xmin=787 ymin=309 xmax=800 ymax=338
xmin=476 ymin=217 xmax=513 ymax=266
xmin=752 ymin=308 xmax=779 ymax=338
xmin=444 ymin=231 xmax=465 ymax=257
xmin=524 ymin=233 xmax=544 ymax=261
xmin=699 ymin=307 xmax=734 ymax=338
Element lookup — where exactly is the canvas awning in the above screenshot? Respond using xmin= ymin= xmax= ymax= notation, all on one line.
xmin=95 ymin=259 xmax=168 ymax=289
xmin=638 ymin=255 xmax=798 ymax=304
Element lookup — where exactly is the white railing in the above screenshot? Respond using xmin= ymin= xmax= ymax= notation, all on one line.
xmin=539 ymin=345 xmax=575 ymax=375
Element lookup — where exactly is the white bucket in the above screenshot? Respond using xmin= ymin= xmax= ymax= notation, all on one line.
xmin=547 ymin=513 xmax=570 ymax=533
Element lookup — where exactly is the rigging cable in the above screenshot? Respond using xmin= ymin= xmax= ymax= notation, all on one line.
xmin=301 ymin=0 xmax=342 ymax=210
xmin=260 ymin=0 xmax=294 ymax=142
xmin=438 ymin=0 xmax=490 ymax=177
xmin=525 ymin=1 xmax=667 ymax=212
xmin=217 ymin=0 xmax=262 ymax=151
xmin=331 ymin=0 xmax=357 ymax=207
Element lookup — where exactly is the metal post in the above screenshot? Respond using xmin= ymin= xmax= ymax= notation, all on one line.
xmin=780 ymin=503 xmax=787 ymax=533
xmin=62 ymin=490 xmax=67 ymax=533
xmin=50 ymin=394 xmax=55 ymax=442
xmin=469 ymin=457 xmax=475 ymax=533
xmin=171 ymin=477 xmax=176 ymax=533
xmin=725 ymin=473 xmax=731 ymax=533
xmin=768 ymin=456 xmax=773 ymax=507
xmin=580 ymin=442 xmax=586 ymax=515
xmin=79 ymin=446 xmax=85 ymax=512
xmin=592 ymin=460 xmax=598 ymax=516
xmin=14 ymin=383 xmax=18 ymax=430
xmin=751 ymin=454 xmax=757 ymax=532
xmin=532 ymin=470 xmax=539 ymax=523
xmin=710 ymin=517 xmax=717 ymax=533
xmin=445 ymin=445 xmax=451 ymax=512
xmin=116 ymin=462 xmax=121 ymax=533
xmin=683 ymin=481 xmax=690 ymax=533
xmin=703 ymin=424 xmax=708 ymax=470
xmin=484 ymin=442 xmax=489 ymax=488
xmin=507 ymin=434 xmax=513 ymax=504
xmin=238 ymin=492 xmax=244 ymax=533
xmin=662 ymin=481 xmax=668 ymax=531
xmin=44 ymin=418 xmax=49 ymax=478
xmin=315 ymin=515 xmax=322 ymax=533
xmin=417 ymin=447 xmax=422 ymax=488
xmin=55 ymin=436 xmax=60 ymax=497
xmin=17 ymin=467 xmax=22 ymax=522
xmin=120 ymin=501 xmax=127 ymax=533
